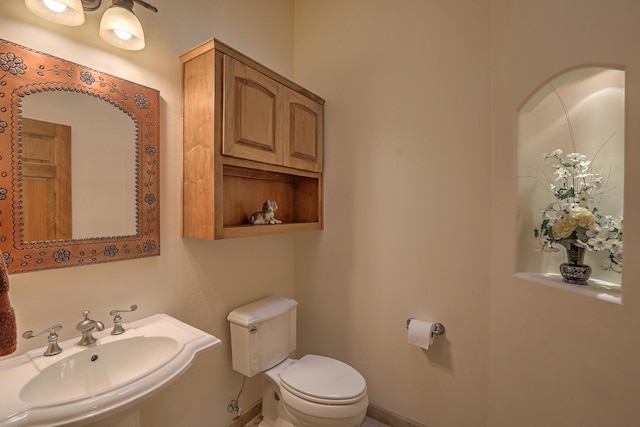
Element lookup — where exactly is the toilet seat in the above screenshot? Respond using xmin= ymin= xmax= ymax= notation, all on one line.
xmin=279 ymin=355 xmax=367 ymax=405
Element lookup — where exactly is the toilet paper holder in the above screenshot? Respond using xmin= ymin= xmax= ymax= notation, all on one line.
xmin=406 ymin=318 xmax=446 ymax=337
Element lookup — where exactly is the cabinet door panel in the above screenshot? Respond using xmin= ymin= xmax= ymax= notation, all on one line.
xmin=283 ymin=88 xmax=323 ymax=172
xmin=223 ymin=56 xmax=282 ymax=165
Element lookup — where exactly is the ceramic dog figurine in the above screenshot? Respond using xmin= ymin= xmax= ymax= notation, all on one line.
xmin=249 ymin=200 xmax=282 ymax=225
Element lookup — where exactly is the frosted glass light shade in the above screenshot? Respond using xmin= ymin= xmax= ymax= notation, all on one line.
xmin=99 ymin=5 xmax=145 ymax=50
xmin=25 ymin=0 xmax=85 ymax=26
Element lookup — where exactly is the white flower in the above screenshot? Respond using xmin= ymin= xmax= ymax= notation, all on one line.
xmin=576 ymin=172 xmax=593 ymax=180
xmin=588 ymin=235 xmax=608 ymax=251
xmin=578 ymin=181 xmax=595 ymax=193
xmin=566 ymin=152 xmax=587 ymax=163
xmin=544 ymin=209 xmax=560 ymax=220
xmin=602 ymin=215 xmax=623 ymax=232
xmin=555 ymin=167 xmax=570 ymax=180
xmin=577 ymin=191 xmax=592 ymax=207
xmin=609 ymin=240 xmax=623 ymax=256
xmin=578 ymin=160 xmax=591 ymax=170
xmin=543 ymin=149 xmax=563 ymax=161
xmin=586 ymin=225 xmax=607 ymax=239
xmin=593 ymin=175 xmax=605 ymax=189
xmin=560 ymin=201 xmax=574 ymax=212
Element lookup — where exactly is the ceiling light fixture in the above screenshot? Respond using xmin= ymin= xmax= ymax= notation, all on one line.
xmin=25 ymin=0 xmax=86 ymax=26
xmin=99 ymin=0 xmax=157 ymax=51
xmin=24 ymin=0 xmax=158 ymax=51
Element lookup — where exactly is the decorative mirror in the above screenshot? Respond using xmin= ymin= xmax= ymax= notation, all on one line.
xmin=0 ymin=39 xmax=160 ymax=273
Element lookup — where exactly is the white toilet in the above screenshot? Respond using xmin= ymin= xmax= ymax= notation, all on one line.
xmin=227 ymin=296 xmax=369 ymax=427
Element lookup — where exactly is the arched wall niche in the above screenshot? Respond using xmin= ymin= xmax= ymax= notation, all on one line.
xmin=516 ymin=66 xmax=624 ymax=296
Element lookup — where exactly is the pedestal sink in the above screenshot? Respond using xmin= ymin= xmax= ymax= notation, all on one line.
xmin=0 ymin=314 xmax=221 ymax=426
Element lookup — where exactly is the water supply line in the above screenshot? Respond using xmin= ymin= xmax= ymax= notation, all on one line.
xmin=227 ymin=376 xmax=246 ymax=417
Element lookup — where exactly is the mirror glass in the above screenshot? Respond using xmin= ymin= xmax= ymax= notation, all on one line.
xmin=21 ymin=91 xmax=137 ymax=240
xmin=0 ymin=38 xmax=160 ymax=273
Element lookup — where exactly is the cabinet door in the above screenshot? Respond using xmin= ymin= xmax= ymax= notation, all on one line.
xmin=223 ymin=56 xmax=283 ymax=165
xmin=283 ymin=87 xmax=323 ymax=172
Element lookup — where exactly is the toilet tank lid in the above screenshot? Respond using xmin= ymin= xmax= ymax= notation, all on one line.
xmin=227 ymin=296 xmax=298 ymax=326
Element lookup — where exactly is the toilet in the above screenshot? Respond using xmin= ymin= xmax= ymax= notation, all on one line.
xmin=227 ymin=296 xmax=369 ymax=427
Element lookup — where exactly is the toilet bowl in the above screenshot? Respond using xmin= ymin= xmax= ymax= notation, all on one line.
xmin=227 ymin=297 xmax=369 ymax=427
xmin=260 ymin=356 xmax=368 ymax=427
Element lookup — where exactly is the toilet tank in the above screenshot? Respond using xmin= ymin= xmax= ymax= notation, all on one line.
xmin=227 ymin=296 xmax=297 ymax=377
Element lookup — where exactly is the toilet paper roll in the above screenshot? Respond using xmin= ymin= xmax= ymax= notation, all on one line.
xmin=407 ymin=319 xmax=435 ymax=350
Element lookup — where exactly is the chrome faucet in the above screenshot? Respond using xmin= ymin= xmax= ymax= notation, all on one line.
xmin=22 ymin=324 xmax=63 ymax=356
xmin=76 ymin=310 xmax=104 ymax=346
xmin=109 ymin=304 xmax=138 ymax=335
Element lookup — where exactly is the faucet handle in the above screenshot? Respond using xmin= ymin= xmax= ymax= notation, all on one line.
xmin=109 ymin=304 xmax=138 ymax=335
xmin=109 ymin=304 xmax=138 ymax=317
xmin=23 ymin=324 xmax=63 ymax=356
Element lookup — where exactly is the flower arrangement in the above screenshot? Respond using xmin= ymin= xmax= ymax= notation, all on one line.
xmin=534 ymin=149 xmax=623 ymax=272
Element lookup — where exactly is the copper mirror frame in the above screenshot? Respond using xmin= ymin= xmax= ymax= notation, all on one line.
xmin=0 ymin=39 xmax=160 ymax=273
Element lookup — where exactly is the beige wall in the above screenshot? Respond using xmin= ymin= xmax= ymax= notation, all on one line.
xmin=293 ymin=1 xmax=492 ymax=425
xmin=0 ymin=1 xmax=296 ymax=425
xmin=3 ymin=0 xmax=640 ymax=426
xmin=293 ymin=0 xmax=640 ymax=426
xmin=489 ymin=1 xmax=640 ymax=426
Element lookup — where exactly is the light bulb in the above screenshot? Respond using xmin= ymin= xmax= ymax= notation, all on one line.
xmin=99 ymin=4 xmax=145 ymax=50
xmin=113 ymin=29 xmax=133 ymax=40
xmin=42 ymin=0 xmax=67 ymax=12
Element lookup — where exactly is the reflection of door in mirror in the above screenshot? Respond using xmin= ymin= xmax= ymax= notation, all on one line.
xmin=21 ymin=118 xmax=72 ymax=242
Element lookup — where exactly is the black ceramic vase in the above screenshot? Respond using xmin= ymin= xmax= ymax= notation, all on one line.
xmin=559 ymin=244 xmax=591 ymax=285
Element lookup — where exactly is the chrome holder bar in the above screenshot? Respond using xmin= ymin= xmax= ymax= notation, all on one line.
xmin=406 ymin=318 xmax=446 ymax=337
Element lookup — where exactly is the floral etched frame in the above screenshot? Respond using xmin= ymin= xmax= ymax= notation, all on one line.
xmin=0 ymin=38 xmax=160 ymax=273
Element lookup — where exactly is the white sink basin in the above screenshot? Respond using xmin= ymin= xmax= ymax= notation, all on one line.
xmin=20 ymin=336 xmax=178 ymax=404
xmin=0 ymin=314 xmax=221 ymax=426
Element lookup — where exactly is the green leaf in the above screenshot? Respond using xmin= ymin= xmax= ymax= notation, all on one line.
xmin=556 ymin=187 xmax=575 ymax=199
xmin=575 ymin=227 xmax=589 ymax=243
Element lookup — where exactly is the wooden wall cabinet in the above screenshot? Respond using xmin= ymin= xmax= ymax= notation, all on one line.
xmin=181 ymin=39 xmax=324 ymax=240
